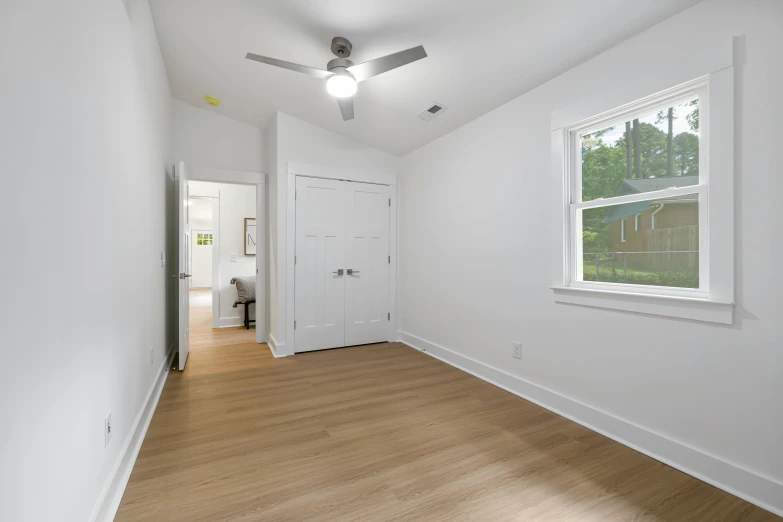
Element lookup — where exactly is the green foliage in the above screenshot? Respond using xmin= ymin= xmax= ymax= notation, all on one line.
xmin=673 ymin=132 xmax=699 ymax=176
xmin=685 ymin=99 xmax=699 ymax=132
xmin=636 ymin=122 xmax=668 ymax=179
xmin=581 ymin=138 xmax=627 ymax=201
xmin=582 ymin=229 xmax=606 ymax=252
xmin=581 ymin=207 xmax=611 ymax=253
xmin=583 ymin=265 xmax=699 ymax=288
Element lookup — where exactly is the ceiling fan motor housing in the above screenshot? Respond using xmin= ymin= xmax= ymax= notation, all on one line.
xmin=331 ymin=37 xmax=352 ymax=58
xmin=327 ymin=58 xmax=355 ymax=71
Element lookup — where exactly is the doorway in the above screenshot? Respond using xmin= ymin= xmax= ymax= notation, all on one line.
xmin=173 ymin=162 xmax=266 ymax=370
xmin=294 ymin=176 xmax=393 ymax=352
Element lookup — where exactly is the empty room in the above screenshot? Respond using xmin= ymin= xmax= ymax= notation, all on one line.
xmin=1 ymin=0 xmax=782 ymax=521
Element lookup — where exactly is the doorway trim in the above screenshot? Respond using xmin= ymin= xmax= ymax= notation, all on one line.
xmin=189 ymin=167 xmax=267 ymax=344
xmin=284 ymin=161 xmax=399 ymax=356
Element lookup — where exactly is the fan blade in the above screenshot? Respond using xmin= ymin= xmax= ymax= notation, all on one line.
xmin=346 ymin=45 xmax=427 ymax=82
xmin=245 ymin=53 xmax=333 ymax=80
xmin=337 ymin=97 xmax=354 ymax=121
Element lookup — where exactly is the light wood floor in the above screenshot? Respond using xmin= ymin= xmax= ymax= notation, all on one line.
xmin=115 ymin=289 xmax=779 ymax=521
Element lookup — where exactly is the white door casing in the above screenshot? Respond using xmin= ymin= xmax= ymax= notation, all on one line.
xmin=177 ymin=161 xmax=190 ymax=370
xmin=294 ymin=176 xmax=346 ymax=352
xmin=345 ymin=182 xmax=391 ymax=346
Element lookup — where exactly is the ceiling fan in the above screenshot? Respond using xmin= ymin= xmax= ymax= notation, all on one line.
xmin=246 ymin=37 xmax=427 ymax=121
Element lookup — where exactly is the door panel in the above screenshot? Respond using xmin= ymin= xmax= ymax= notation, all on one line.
xmin=294 ymin=177 xmax=346 ymax=352
xmin=345 ymin=183 xmax=391 ymax=346
xmin=177 ymin=161 xmax=190 ymax=370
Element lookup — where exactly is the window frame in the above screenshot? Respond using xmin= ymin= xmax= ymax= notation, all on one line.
xmin=620 ymin=218 xmax=627 ymax=243
xmin=634 ymin=214 xmax=641 ymax=232
xmin=567 ymin=79 xmax=708 ymax=299
xmin=551 ymin=70 xmax=735 ymax=324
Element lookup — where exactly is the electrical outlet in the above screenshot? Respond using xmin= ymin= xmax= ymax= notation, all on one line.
xmin=512 ymin=342 xmax=522 ymax=360
xmin=105 ymin=413 xmax=113 ymax=447
xmin=150 ymin=348 xmax=154 ymax=366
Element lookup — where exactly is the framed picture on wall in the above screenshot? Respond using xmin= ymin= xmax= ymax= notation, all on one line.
xmin=244 ymin=218 xmax=256 ymax=255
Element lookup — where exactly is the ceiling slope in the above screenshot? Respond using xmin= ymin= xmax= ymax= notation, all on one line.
xmin=150 ymin=0 xmax=701 ymax=156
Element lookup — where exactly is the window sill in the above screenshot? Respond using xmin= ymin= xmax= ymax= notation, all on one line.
xmin=550 ymin=286 xmax=734 ymax=324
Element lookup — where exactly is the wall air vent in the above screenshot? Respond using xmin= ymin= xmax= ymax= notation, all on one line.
xmin=417 ymin=102 xmax=448 ymax=121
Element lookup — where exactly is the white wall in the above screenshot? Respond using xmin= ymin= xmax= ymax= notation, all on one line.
xmin=190 ymin=181 xmax=257 ymax=326
xmin=187 ymin=197 xmax=213 ymax=288
xmin=0 ymin=1 xmax=172 ymax=521
xmin=400 ymin=0 xmax=782 ymax=514
xmin=267 ymin=114 xmax=279 ymax=346
xmin=171 ymin=98 xmax=265 ymax=173
xmin=266 ymin=112 xmax=400 ymax=352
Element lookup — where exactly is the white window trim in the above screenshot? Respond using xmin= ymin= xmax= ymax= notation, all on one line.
xmin=634 ymin=214 xmax=641 ymax=231
xmin=620 ymin=218 xmax=627 ymax=243
xmin=551 ymin=69 xmax=735 ymax=324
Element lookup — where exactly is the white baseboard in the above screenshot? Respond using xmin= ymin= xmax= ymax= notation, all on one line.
xmin=216 ymin=316 xmax=244 ymax=328
xmin=267 ymin=334 xmax=287 ymax=358
xmin=399 ymin=331 xmax=783 ymax=517
xmin=89 ymin=349 xmax=175 ymax=522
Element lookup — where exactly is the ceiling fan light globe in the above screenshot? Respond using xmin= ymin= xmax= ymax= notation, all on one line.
xmin=326 ymin=74 xmax=357 ymax=98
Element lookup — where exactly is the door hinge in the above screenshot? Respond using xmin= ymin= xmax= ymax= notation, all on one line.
xmin=295 ymin=190 xmax=297 ymax=200
xmin=388 ymin=255 xmax=390 ymax=264
xmin=294 ymin=320 xmax=297 ymax=330
xmin=388 ymin=313 xmax=390 ymax=321
xmin=295 ymin=255 xmax=296 ymax=265
xmin=388 ymin=198 xmax=391 ymax=207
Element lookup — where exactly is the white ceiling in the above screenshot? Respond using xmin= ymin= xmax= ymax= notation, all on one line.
xmin=150 ymin=0 xmax=700 ymax=156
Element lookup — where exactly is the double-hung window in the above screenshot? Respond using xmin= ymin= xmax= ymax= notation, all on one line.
xmin=552 ymin=73 xmax=735 ymax=324
xmin=571 ymin=83 xmax=706 ymax=294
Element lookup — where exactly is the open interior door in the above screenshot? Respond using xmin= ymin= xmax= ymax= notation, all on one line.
xmin=177 ymin=161 xmax=190 ymax=370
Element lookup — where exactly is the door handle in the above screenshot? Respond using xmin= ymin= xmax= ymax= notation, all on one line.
xmin=179 ymin=273 xmax=192 ymax=279
xmin=346 ymin=269 xmax=360 ymax=275
xmin=333 ymin=269 xmax=344 ymax=276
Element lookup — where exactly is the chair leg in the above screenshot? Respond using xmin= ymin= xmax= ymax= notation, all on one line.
xmin=245 ymin=302 xmax=250 ymax=330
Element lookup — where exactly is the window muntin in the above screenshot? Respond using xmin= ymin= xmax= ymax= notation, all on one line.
xmin=568 ymin=86 xmax=706 ymax=294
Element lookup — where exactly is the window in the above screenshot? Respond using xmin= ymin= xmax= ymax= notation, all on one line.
xmin=551 ymin=72 xmax=735 ymax=324
xmin=196 ymin=233 xmax=213 ymax=246
xmin=573 ymin=89 xmax=704 ymax=293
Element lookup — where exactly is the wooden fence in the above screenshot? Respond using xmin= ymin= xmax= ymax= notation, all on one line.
xmin=630 ymin=225 xmax=699 ymax=271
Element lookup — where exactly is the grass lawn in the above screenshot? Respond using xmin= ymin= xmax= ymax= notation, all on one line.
xmin=582 ymin=263 xmax=698 ymax=288
xmin=583 ymin=264 xmax=657 ymax=278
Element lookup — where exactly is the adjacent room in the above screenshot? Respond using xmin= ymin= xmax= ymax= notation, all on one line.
xmin=183 ymin=180 xmax=259 ymax=367
xmin=2 ymin=1 xmax=782 ymax=521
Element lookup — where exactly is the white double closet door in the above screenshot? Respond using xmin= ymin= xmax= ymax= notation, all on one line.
xmin=295 ymin=176 xmax=392 ymax=353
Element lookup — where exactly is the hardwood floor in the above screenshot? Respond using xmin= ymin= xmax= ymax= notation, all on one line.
xmin=115 ymin=289 xmax=779 ymax=521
